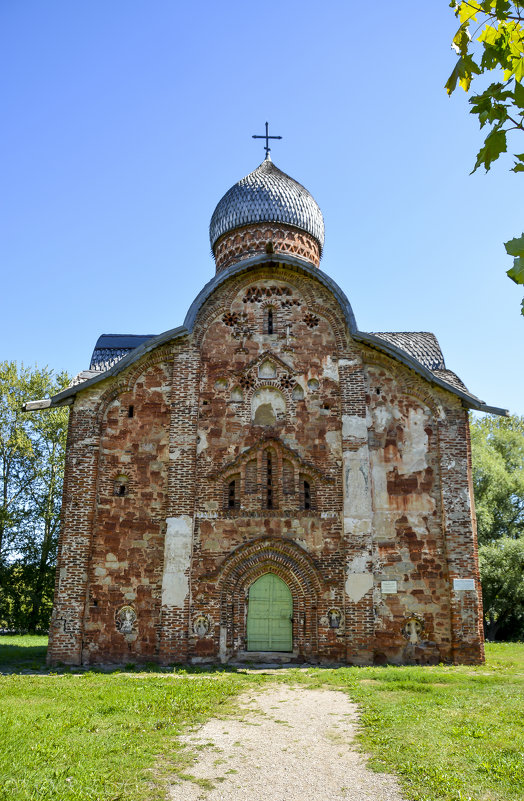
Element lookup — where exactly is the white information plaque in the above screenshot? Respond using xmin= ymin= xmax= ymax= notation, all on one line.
xmin=453 ymin=578 xmax=475 ymax=591
xmin=381 ymin=580 xmax=398 ymax=594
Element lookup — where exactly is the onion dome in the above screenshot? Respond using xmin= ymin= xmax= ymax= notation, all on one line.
xmin=210 ymin=155 xmax=325 ymax=272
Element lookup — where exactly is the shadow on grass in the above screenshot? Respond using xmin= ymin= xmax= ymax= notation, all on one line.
xmin=0 ymin=648 xmax=249 ymax=675
xmin=4 ymin=641 xmax=520 ymax=677
xmin=0 ymin=643 xmax=48 ymax=671
xmin=0 ymin=654 xmax=344 ymax=677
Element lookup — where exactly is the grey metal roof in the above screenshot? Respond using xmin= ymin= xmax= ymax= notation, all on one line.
xmin=90 ymin=334 xmax=156 ymax=372
xmin=372 ymin=332 xmax=445 ymax=371
xmin=209 ymin=155 xmax=325 ymax=252
xmin=432 ymin=369 xmax=472 ymax=395
xmin=72 ymin=369 xmax=105 ymax=386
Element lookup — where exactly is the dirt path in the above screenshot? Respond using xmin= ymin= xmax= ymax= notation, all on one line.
xmin=168 ymin=685 xmax=405 ymax=801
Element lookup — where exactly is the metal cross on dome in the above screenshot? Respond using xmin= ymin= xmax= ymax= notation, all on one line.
xmin=252 ymin=121 xmax=282 ymax=157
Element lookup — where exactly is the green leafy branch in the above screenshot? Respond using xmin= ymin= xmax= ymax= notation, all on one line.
xmin=447 ymin=1 xmax=524 ymax=312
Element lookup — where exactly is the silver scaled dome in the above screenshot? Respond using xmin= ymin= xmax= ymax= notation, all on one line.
xmin=209 ymin=155 xmax=325 ymax=253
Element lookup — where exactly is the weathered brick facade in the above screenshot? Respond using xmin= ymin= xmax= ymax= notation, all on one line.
xmin=39 ymin=157 xmax=496 ymax=667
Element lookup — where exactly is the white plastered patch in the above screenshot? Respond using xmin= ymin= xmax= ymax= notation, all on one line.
xmin=342 ymin=415 xmax=368 ymax=439
xmin=322 ymin=355 xmax=339 ymax=381
xmin=196 ymin=429 xmax=208 ymax=455
xmin=400 ymin=407 xmax=428 ymax=474
xmin=345 ymin=572 xmax=374 ymax=603
xmin=343 ymin=446 xmax=372 ymax=518
xmin=162 ymin=515 xmax=193 ymax=607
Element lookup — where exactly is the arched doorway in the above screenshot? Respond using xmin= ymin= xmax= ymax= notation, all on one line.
xmin=247 ymin=573 xmax=293 ymax=652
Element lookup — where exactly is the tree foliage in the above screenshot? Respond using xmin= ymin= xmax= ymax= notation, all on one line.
xmin=471 ymin=413 xmax=524 ymax=544
xmin=471 ymin=413 xmax=524 ymax=639
xmin=447 ymin=1 xmax=524 ymax=312
xmin=479 ymin=537 xmax=524 ymax=638
xmin=0 ymin=362 xmax=70 ymax=632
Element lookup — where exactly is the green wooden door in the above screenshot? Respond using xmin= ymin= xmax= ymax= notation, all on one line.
xmin=247 ymin=573 xmax=293 ymax=652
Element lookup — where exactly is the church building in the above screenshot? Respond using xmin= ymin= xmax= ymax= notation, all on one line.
xmin=26 ymin=140 xmax=507 ymax=666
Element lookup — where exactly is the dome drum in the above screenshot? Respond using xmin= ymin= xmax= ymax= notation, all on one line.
xmin=210 ymin=156 xmax=324 ymax=272
xmin=214 ymin=222 xmax=321 ymax=273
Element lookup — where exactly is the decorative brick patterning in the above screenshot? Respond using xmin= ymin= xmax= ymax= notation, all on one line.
xmin=213 ymin=223 xmax=321 ymax=272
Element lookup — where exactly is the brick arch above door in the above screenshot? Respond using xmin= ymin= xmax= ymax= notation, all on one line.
xmin=212 ymin=535 xmax=324 ymax=658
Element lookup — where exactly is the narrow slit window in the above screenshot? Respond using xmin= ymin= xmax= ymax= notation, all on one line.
xmin=225 ymin=474 xmax=240 ymax=510
xmin=264 ymin=307 xmax=276 ymax=335
xmin=300 ymin=476 xmax=313 ymax=510
xmin=265 ymin=451 xmax=274 ymax=509
xmin=303 ymin=480 xmax=311 ymax=510
xmin=128 ymin=405 xmax=134 ymax=418
xmin=228 ymin=479 xmax=236 ymax=509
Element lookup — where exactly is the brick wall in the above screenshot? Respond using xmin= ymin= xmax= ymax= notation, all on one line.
xmin=47 ymin=397 xmax=101 ymax=665
xmin=47 ymin=262 xmax=484 ymax=666
xmin=214 ymin=223 xmax=321 ymax=272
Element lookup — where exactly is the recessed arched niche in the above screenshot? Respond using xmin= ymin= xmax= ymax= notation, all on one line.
xmin=292 ymin=384 xmax=305 ymax=401
xmin=113 ymin=474 xmax=129 ymax=497
xmin=230 ymin=386 xmax=243 ymax=402
xmin=258 ymin=359 xmax=277 ymax=379
xmin=252 ymin=387 xmax=286 ymax=426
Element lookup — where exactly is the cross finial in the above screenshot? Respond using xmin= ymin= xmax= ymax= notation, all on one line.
xmin=252 ymin=121 xmax=282 ymax=158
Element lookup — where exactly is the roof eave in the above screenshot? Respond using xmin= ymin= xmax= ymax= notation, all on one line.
xmin=33 ymin=325 xmax=189 ymax=409
xmin=354 ymin=331 xmax=508 ymax=416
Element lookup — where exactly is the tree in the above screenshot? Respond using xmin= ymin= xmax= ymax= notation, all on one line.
xmin=479 ymin=537 xmax=524 ymax=639
xmin=471 ymin=413 xmax=524 ymax=544
xmin=0 ymin=362 xmax=70 ymax=631
xmin=471 ymin=413 xmax=524 ymax=639
xmin=447 ymin=1 xmax=524 ymax=312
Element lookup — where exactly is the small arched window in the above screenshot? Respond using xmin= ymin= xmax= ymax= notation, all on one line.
xmin=230 ymin=386 xmax=243 ymax=403
xmin=113 ymin=475 xmax=129 ymax=497
xmin=225 ymin=474 xmax=240 ymax=510
xmin=228 ymin=480 xmax=236 ymax=509
xmin=264 ymin=306 xmax=276 ymax=335
xmin=300 ymin=476 xmax=314 ymax=510
xmin=263 ymin=449 xmax=276 ymax=509
xmin=303 ymin=480 xmax=311 ymax=510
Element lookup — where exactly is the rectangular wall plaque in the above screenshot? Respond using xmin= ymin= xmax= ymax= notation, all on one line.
xmin=453 ymin=578 xmax=475 ymax=591
xmin=381 ymin=580 xmax=398 ymax=594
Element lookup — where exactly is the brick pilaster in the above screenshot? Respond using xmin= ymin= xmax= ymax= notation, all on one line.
xmin=338 ymin=355 xmax=375 ymax=664
xmin=438 ymin=408 xmax=484 ymax=664
xmin=47 ymin=405 xmax=100 ymax=665
xmin=158 ymin=345 xmax=200 ymax=663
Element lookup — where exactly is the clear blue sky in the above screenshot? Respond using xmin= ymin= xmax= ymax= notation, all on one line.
xmin=1 ymin=1 xmax=522 ymax=414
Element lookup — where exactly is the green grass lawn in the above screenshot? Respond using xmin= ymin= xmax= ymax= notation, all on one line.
xmin=293 ymin=643 xmax=524 ymax=801
xmin=0 ymin=639 xmax=253 ymax=801
xmin=0 ymin=635 xmax=48 ymax=670
xmin=0 ymin=637 xmax=522 ymax=801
